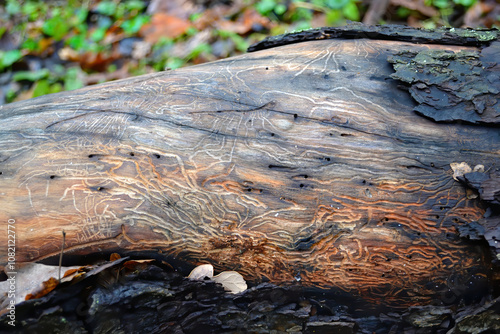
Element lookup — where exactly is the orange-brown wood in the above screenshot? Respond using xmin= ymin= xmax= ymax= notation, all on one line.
xmin=1 ymin=39 xmax=498 ymax=307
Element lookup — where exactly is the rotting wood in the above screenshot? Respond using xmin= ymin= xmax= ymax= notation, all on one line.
xmin=1 ymin=260 xmax=499 ymax=333
xmin=0 ymin=25 xmax=499 ymax=311
xmin=247 ymin=22 xmax=499 ymax=52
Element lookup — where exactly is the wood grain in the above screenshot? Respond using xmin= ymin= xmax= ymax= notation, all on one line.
xmin=1 ymin=39 xmax=498 ymax=307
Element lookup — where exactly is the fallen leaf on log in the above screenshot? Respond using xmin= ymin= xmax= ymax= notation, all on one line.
xmin=188 ymin=264 xmax=214 ymax=280
xmin=450 ymin=162 xmax=472 ymax=181
xmin=0 ymin=263 xmax=80 ymax=308
xmin=25 ymin=277 xmax=59 ymax=301
xmin=188 ymin=263 xmax=247 ymax=293
xmin=122 ymin=259 xmax=155 ymax=270
xmin=213 ymin=271 xmax=247 ymax=294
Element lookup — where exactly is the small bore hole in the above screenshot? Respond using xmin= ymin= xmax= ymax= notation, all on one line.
xmin=49 ymin=175 xmax=56 ymax=179
xmin=299 ymin=184 xmax=304 ymax=188
xmin=154 ymin=154 xmax=161 ymax=159
xmin=325 ymin=157 xmax=330 ymax=161
xmin=293 ymin=114 xmax=298 ymax=119
xmin=270 ymin=133 xmax=275 ymax=137
xmin=130 ymin=152 xmax=135 ymax=157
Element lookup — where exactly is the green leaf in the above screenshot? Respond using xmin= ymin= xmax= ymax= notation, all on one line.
xmin=42 ymin=16 xmax=70 ymax=41
xmin=292 ymin=21 xmax=312 ymax=31
xmin=125 ymin=0 xmax=146 ymax=11
xmin=186 ymin=26 xmax=199 ymax=36
xmin=107 ymin=64 xmax=117 ymax=73
xmin=396 ymin=7 xmax=412 ymax=18
xmin=64 ymin=67 xmax=84 ymax=91
xmin=0 ymin=50 xmax=23 ymax=70
xmin=189 ymin=12 xmax=203 ymax=22
xmin=188 ymin=43 xmax=212 ymax=60
xmin=22 ymin=1 xmax=39 ymax=18
xmin=6 ymin=89 xmax=17 ymax=103
xmin=114 ymin=4 xmax=126 ymax=19
xmin=326 ymin=9 xmax=342 ymax=25
xmin=325 ymin=0 xmax=350 ymax=10
xmin=274 ymin=4 xmax=287 ymax=15
xmin=21 ymin=38 xmax=40 ymax=52
xmin=95 ymin=1 xmax=117 ymax=16
xmin=49 ymin=82 xmax=63 ymax=94
xmin=72 ymin=8 xmax=89 ymax=25
xmin=453 ymin=0 xmax=476 ymax=6
xmin=166 ymin=58 xmax=185 ymax=70
xmin=342 ymin=2 xmax=360 ymax=21
xmin=6 ymin=0 xmax=21 ymax=15
xmin=121 ymin=15 xmax=150 ymax=34
xmin=290 ymin=7 xmax=313 ymax=22
xmin=13 ymin=69 xmax=50 ymax=82
xmin=90 ymin=27 xmax=107 ymax=42
xmin=433 ymin=0 xmax=450 ymax=9
xmin=67 ymin=34 xmax=87 ymax=51
xmin=219 ymin=31 xmax=249 ymax=52
xmin=256 ymin=0 xmax=278 ymax=16
xmin=32 ymin=79 xmax=51 ymax=98
xmin=0 ymin=27 xmax=6 ymax=39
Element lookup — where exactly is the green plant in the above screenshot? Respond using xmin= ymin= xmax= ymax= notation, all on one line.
xmin=0 ymin=50 xmax=23 ymax=71
xmin=217 ymin=30 xmax=250 ymax=52
xmin=256 ymin=0 xmax=287 ymax=18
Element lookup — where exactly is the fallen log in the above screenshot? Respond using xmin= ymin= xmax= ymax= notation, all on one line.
xmin=1 ymin=24 xmax=499 ymax=311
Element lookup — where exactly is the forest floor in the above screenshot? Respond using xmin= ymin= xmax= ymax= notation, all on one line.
xmin=0 ymin=0 xmax=499 ymax=104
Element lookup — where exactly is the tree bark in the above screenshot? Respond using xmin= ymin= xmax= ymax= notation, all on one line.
xmin=1 ymin=25 xmax=499 ymax=314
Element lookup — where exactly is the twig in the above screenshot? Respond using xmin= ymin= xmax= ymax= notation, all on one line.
xmin=59 ymin=230 xmax=66 ymax=283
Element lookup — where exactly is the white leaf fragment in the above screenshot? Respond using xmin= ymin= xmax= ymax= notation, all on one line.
xmin=188 ymin=264 xmax=214 ymax=280
xmin=473 ymin=164 xmax=484 ymax=173
xmin=450 ymin=162 xmax=472 ymax=181
xmin=213 ymin=271 xmax=247 ymax=294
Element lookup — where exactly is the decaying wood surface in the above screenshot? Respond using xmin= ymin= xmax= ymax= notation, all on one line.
xmin=1 ymin=27 xmax=499 ymax=309
xmin=2 ymin=260 xmax=500 ymax=333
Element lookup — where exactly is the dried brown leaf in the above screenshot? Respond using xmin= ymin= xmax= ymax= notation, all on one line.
xmin=140 ymin=13 xmax=192 ymax=43
xmin=123 ymin=259 xmax=155 ymax=270
xmin=25 ymin=277 xmax=59 ymax=300
xmin=110 ymin=253 xmax=121 ymax=261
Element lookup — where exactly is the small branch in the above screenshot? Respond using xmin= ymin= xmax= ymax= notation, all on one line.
xmin=363 ymin=0 xmax=390 ymax=25
xmin=59 ymin=230 xmax=66 ymax=283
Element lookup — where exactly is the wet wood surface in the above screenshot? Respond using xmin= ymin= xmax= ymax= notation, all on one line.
xmin=1 ymin=38 xmax=499 ymax=308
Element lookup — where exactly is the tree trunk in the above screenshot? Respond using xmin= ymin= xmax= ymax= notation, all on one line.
xmin=1 ymin=24 xmax=499 ymax=318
